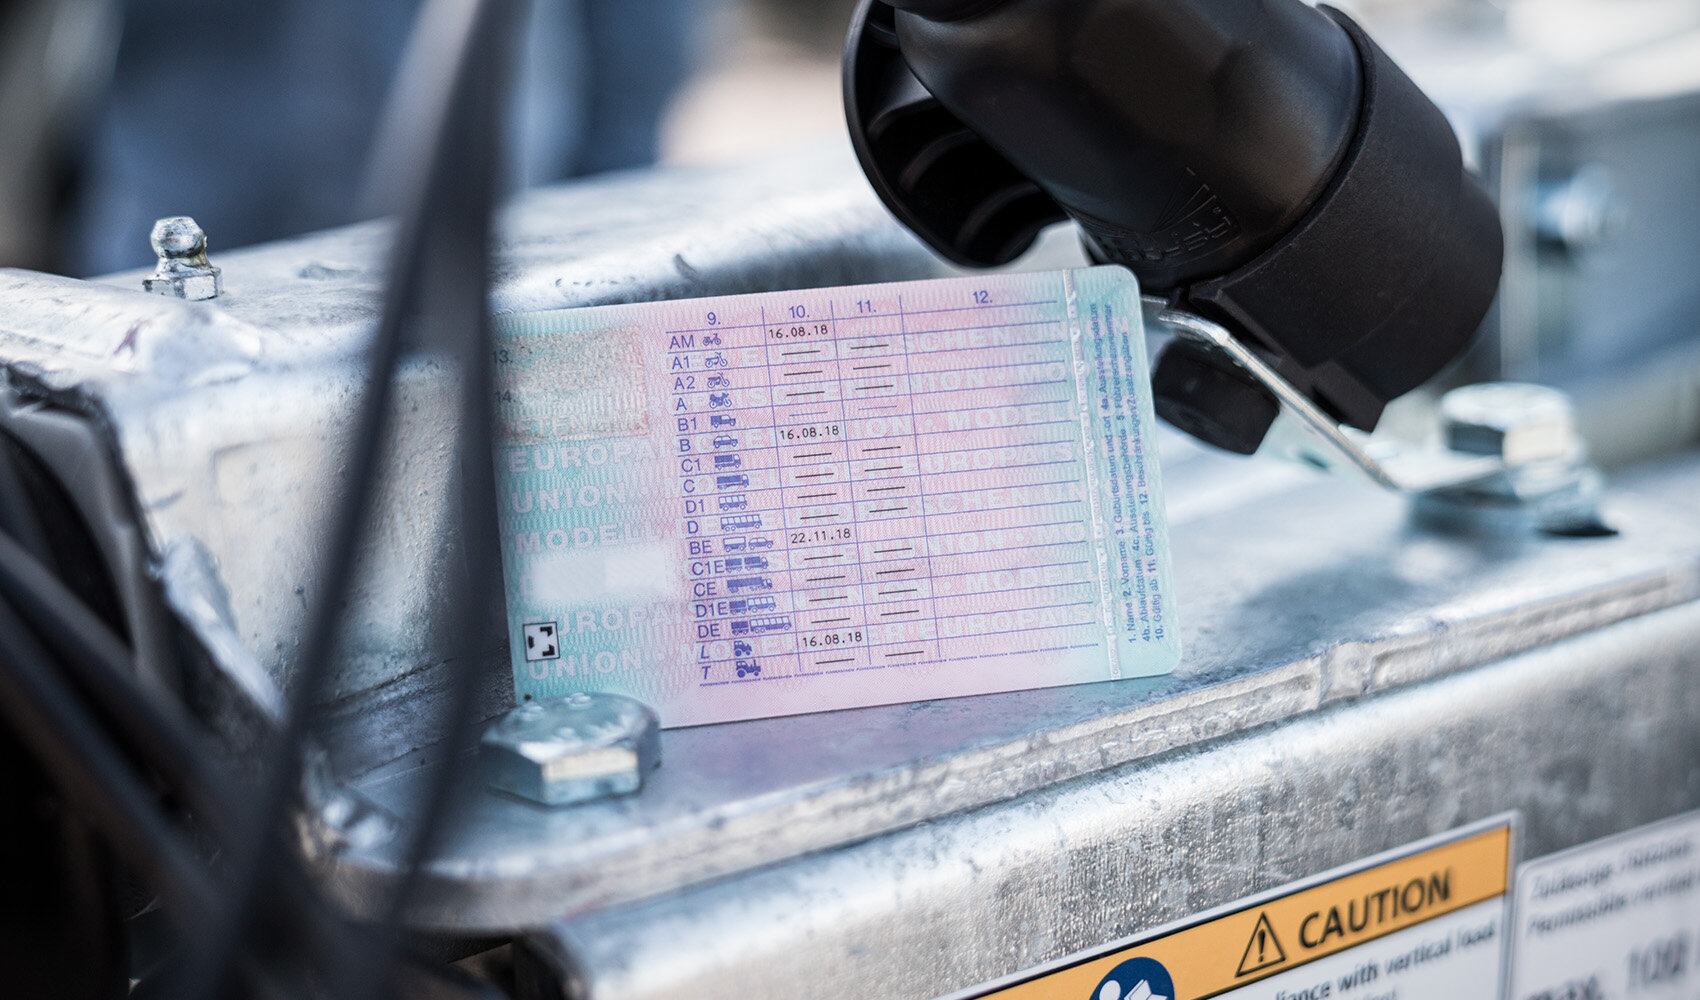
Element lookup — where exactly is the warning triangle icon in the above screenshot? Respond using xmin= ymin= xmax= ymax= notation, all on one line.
xmin=1235 ymin=912 xmax=1287 ymax=977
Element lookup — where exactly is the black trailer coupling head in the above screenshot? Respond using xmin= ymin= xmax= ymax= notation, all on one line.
xmin=844 ymin=0 xmax=1504 ymax=454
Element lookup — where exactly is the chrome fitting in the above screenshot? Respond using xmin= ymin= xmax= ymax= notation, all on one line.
xmin=142 ymin=216 xmax=223 ymax=300
xmin=1441 ymin=382 xmax=1578 ymax=466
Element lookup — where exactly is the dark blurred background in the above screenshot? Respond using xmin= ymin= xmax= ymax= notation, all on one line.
xmin=9 ymin=0 xmax=1698 ymax=287
xmin=0 ymin=0 xmax=867 ymax=277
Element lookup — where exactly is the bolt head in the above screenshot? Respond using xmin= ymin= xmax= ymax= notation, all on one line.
xmin=144 ymin=216 xmax=221 ymax=300
xmin=481 ymin=693 xmax=660 ymax=806
xmin=1440 ymin=382 xmax=1577 ymax=466
xmin=151 ymin=216 xmax=207 ymax=259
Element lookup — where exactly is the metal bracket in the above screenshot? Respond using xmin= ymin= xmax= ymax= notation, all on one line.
xmin=1143 ymin=298 xmax=1506 ymax=494
xmin=1142 ymin=299 xmax=1612 ymax=534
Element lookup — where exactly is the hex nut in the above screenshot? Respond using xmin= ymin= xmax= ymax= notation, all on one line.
xmin=1440 ymin=382 xmax=1577 ymax=467
xmin=143 ymin=216 xmax=223 ymax=301
xmin=481 ymin=692 xmax=660 ymax=806
xmin=1421 ymin=382 xmax=1606 ymax=534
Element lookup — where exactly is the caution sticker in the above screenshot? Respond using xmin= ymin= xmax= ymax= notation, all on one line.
xmin=956 ymin=818 xmax=1515 ymax=1000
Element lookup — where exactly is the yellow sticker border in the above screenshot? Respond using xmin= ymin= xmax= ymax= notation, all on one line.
xmin=955 ymin=816 xmax=1517 ymax=1000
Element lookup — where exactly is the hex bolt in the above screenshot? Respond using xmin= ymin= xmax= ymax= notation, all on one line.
xmin=142 ymin=216 xmax=223 ymax=301
xmin=1439 ymin=382 xmax=1578 ymax=467
xmin=481 ymin=692 xmax=660 ymax=806
xmin=1420 ymin=381 xmax=1608 ymax=535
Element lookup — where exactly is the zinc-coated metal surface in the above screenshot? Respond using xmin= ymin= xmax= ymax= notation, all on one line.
xmin=522 ymin=570 xmax=1700 ymax=1000
xmin=314 ymin=445 xmax=1700 ymax=932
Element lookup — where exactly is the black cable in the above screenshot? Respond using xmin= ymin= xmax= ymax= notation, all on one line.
xmin=178 ymin=75 xmax=457 ymax=1000
xmin=0 ymin=616 xmax=291 ymax=998
xmin=370 ymin=358 xmax=505 ymax=1000
xmin=0 ymin=597 xmax=221 ymax=930
xmin=0 ymin=433 xmax=56 ymax=572
xmin=383 ymin=0 xmax=511 ymax=912
xmin=182 ymin=2 xmax=520 ymax=997
xmin=0 ymin=532 xmax=231 ymax=826
xmin=331 ymin=2 xmax=518 ymax=996
xmin=186 ymin=199 xmax=422 ymax=1000
xmin=0 ymin=530 xmax=373 ymax=990
xmin=0 ymin=593 xmax=336 ymax=1000
xmin=3 ymin=1 xmax=520 ymax=993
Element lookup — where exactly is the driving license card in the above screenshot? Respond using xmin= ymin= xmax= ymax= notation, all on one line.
xmin=493 ymin=266 xmax=1178 ymax=726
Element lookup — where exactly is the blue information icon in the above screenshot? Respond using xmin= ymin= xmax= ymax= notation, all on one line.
xmin=1092 ymin=957 xmax=1175 ymax=1000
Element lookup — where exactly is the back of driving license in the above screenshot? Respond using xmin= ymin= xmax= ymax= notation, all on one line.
xmin=493 ymin=266 xmax=1178 ymax=726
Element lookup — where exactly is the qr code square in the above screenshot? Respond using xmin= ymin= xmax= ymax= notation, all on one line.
xmin=522 ymin=621 xmax=560 ymax=661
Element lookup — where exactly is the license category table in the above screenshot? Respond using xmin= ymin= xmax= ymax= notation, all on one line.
xmin=494 ymin=268 xmax=1178 ymax=725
